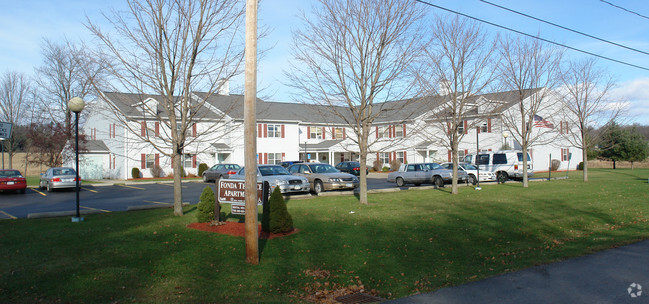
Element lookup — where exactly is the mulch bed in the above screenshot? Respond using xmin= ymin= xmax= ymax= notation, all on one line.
xmin=187 ymin=221 xmax=299 ymax=239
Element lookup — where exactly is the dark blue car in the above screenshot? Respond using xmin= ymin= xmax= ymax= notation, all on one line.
xmin=334 ymin=161 xmax=368 ymax=176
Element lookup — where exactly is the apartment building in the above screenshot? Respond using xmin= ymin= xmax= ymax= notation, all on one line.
xmin=72 ymin=88 xmax=581 ymax=179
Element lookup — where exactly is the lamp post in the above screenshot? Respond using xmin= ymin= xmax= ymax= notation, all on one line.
xmin=475 ymin=123 xmax=487 ymax=190
xmin=68 ymin=97 xmax=85 ymax=222
xmin=503 ymin=132 xmax=509 ymax=149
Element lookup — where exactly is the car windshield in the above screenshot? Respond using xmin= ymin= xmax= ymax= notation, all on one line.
xmin=462 ymin=163 xmax=477 ymax=170
xmin=225 ymin=164 xmax=240 ymax=170
xmin=0 ymin=170 xmax=21 ymax=177
xmin=309 ymin=164 xmax=338 ymax=173
xmin=423 ymin=163 xmax=442 ymax=170
xmin=54 ymin=168 xmax=76 ymax=175
xmin=259 ymin=166 xmax=290 ymax=176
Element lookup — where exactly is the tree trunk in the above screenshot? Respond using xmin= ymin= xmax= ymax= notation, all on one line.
xmin=358 ymin=131 xmax=369 ymax=205
xmin=7 ymin=138 xmax=13 ymax=169
xmin=522 ymin=144 xmax=529 ymax=188
xmin=582 ymin=142 xmax=588 ymax=182
xmin=451 ymin=145 xmax=458 ymax=194
xmin=172 ymin=151 xmax=184 ymax=216
xmin=613 ymin=160 xmax=616 ymax=169
xmin=24 ymin=150 xmax=29 ymax=176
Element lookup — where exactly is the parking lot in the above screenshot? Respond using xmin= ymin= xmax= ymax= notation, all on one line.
xmin=1 ymin=173 xmax=429 ymax=219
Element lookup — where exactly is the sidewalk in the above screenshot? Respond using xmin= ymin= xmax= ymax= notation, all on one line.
xmin=385 ymin=239 xmax=649 ymax=304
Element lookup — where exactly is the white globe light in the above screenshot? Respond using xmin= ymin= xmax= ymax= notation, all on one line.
xmin=68 ymin=97 xmax=85 ymax=113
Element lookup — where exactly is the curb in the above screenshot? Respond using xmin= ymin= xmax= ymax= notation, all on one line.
xmin=27 ymin=209 xmax=105 ymax=219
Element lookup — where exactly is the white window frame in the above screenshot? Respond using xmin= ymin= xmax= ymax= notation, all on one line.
xmin=334 ymin=127 xmax=344 ymax=140
xmin=268 ymin=152 xmax=282 ymax=165
xmin=377 ymin=126 xmax=388 ymax=138
xmin=395 ymin=126 xmax=404 ymax=138
xmin=396 ymin=151 xmax=405 ymax=163
xmin=379 ymin=152 xmax=390 ymax=164
xmin=267 ymin=124 xmax=281 ymax=138
xmin=310 ymin=127 xmax=323 ymax=139
xmin=145 ymin=154 xmax=155 ymax=169
xmin=183 ymin=154 xmax=193 ymax=168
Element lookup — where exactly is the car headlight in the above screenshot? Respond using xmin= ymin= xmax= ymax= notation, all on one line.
xmin=329 ymin=178 xmax=341 ymax=182
xmin=275 ymin=179 xmax=288 ymax=185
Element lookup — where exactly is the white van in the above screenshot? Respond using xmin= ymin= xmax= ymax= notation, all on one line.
xmin=462 ymin=150 xmax=533 ymax=183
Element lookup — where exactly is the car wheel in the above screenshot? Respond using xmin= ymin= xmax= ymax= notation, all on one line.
xmin=433 ymin=176 xmax=444 ymax=188
xmin=314 ymin=180 xmax=324 ymax=194
xmin=468 ymin=175 xmax=477 ymax=185
xmin=202 ymin=174 xmax=209 ymax=183
xmin=396 ymin=177 xmax=405 ymax=187
xmin=497 ymin=172 xmax=508 ymax=184
xmin=47 ymin=182 xmax=53 ymax=192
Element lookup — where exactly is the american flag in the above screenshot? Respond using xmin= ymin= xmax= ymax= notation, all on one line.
xmin=534 ymin=114 xmax=554 ymax=128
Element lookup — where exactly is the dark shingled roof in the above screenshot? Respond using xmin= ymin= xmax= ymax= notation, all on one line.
xmin=81 ymin=140 xmax=110 ymax=153
xmin=101 ymin=88 xmax=544 ymax=125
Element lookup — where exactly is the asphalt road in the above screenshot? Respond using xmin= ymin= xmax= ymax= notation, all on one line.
xmin=0 ymin=173 xmax=405 ymax=220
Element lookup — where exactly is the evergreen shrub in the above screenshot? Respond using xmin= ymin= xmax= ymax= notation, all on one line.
xmin=131 ymin=168 xmax=140 ymax=179
xmin=196 ymin=186 xmax=216 ymax=223
xmin=268 ymin=186 xmax=293 ymax=234
xmin=198 ymin=163 xmax=209 ymax=177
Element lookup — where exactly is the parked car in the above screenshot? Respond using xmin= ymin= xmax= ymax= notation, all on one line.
xmin=202 ymin=163 xmax=241 ymax=182
xmin=387 ymin=163 xmax=467 ymax=187
xmin=463 ymin=150 xmax=533 ymax=183
xmin=280 ymin=160 xmax=303 ymax=168
xmin=229 ymin=164 xmax=310 ymax=194
xmin=335 ymin=161 xmax=368 ymax=176
xmin=39 ymin=167 xmax=81 ymax=192
xmin=0 ymin=169 xmax=27 ymax=194
xmin=441 ymin=162 xmax=496 ymax=185
xmin=287 ymin=162 xmax=359 ymax=194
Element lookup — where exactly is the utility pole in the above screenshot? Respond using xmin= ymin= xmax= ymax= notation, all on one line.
xmin=244 ymin=0 xmax=259 ymax=265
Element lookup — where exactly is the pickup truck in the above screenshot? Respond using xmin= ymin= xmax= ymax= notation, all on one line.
xmin=387 ymin=163 xmax=467 ymax=187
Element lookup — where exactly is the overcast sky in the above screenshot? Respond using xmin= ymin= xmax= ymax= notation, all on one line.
xmin=1 ymin=0 xmax=648 ymax=123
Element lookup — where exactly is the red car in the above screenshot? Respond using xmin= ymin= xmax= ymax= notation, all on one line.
xmin=0 ymin=169 xmax=27 ymax=194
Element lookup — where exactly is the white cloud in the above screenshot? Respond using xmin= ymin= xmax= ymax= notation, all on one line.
xmin=610 ymin=78 xmax=649 ymax=124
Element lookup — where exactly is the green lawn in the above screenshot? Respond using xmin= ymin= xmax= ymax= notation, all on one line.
xmin=2 ymin=169 xmax=649 ymax=303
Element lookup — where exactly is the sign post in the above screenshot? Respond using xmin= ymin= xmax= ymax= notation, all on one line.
xmin=0 ymin=122 xmax=13 ymax=170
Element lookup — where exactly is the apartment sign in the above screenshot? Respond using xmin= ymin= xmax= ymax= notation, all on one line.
xmin=0 ymin=122 xmax=12 ymax=140
xmin=217 ymin=179 xmax=263 ymax=205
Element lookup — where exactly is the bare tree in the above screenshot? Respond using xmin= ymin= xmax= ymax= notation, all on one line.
xmin=87 ymin=0 xmax=246 ymax=216
xmin=35 ymin=39 xmax=105 ymax=130
xmin=287 ymin=0 xmax=426 ymax=205
xmin=497 ymin=35 xmax=563 ymax=187
xmin=558 ymin=58 xmax=622 ymax=182
xmin=0 ymin=71 xmax=31 ymax=168
xmin=415 ymin=15 xmax=498 ymax=194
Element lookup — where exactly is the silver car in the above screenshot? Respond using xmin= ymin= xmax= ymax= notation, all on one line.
xmin=441 ymin=162 xmax=496 ymax=185
xmin=230 ymin=165 xmax=310 ymax=194
xmin=39 ymin=167 xmax=81 ymax=192
xmin=202 ymin=163 xmax=241 ymax=182
xmin=287 ymin=163 xmax=359 ymax=194
xmin=387 ymin=163 xmax=467 ymax=188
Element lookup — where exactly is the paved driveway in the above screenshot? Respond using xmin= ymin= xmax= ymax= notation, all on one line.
xmin=0 ymin=181 xmax=213 ymax=219
xmin=0 ymin=173 xmax=480 ymax=219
